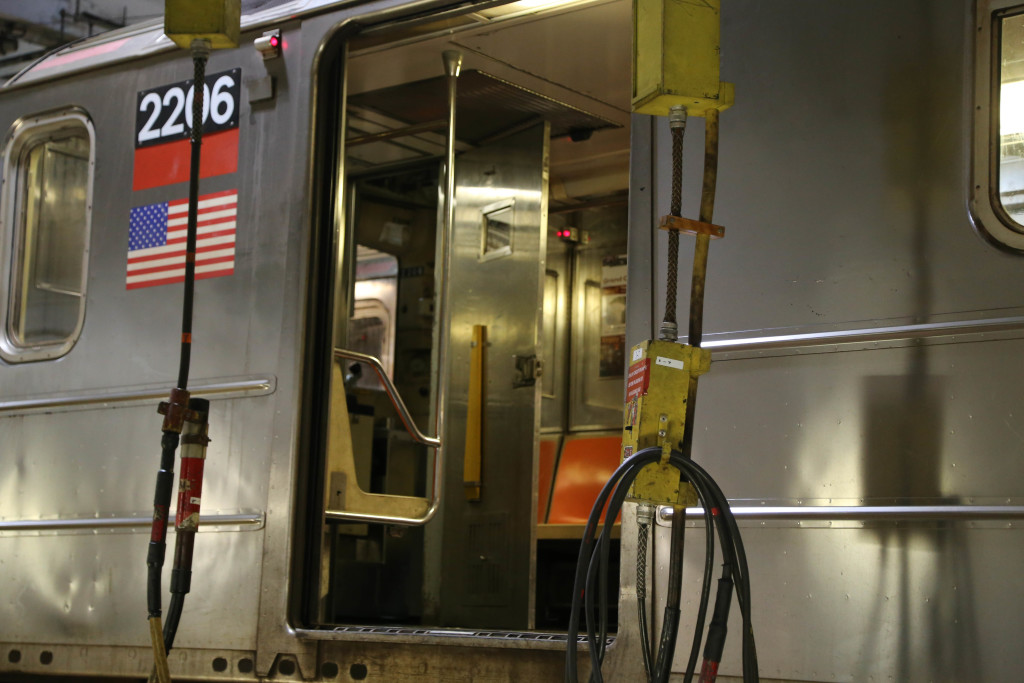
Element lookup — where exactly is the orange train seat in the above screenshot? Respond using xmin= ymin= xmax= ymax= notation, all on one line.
xmin=546 ymin=435 xmax=622 ymax=525
xmin=537 ymin=436 xmax=561 ymax=523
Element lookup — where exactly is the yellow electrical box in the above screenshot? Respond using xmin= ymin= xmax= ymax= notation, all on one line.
xmin=621 ymin=339 xmax=711 ymax=505
xmin=632 ymin=0 xmax=734 ymax=117
xmin=165 ymin=0 xmax=240 ymax=49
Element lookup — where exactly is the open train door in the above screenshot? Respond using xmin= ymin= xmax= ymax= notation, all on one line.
xmin=427 ymin=122 xmax=551 ymax=629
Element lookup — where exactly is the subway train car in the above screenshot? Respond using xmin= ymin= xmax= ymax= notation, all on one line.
xmin=2 ymin=0 xmax=1024 ymax=680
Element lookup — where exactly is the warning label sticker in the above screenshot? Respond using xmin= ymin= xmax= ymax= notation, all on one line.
xmin=626 ymin=359 xmax=651 ymax=401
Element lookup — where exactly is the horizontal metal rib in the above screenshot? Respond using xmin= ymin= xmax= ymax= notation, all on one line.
xmin=0 ymin=376 xmax=275 ymax=416
xmin=701 ymin=315 xmax=1024 ymax=353
xmin=658 ymin=505 xmax=1024 ymax=523
xmin=0 ymin=512 xmax=265 ymax=532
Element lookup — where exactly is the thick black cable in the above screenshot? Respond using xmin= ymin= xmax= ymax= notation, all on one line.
xmin=652 ymin=506 xmax=686 ymax=682
xmin=567 ymin=453 xmax=659 ymax=682
xmin=155 ymin=41 xmax=210 ymax=662
xmin=585 ymin=472 xmax=635 ymax=681
xmin=176 ymin=43 xmax=208 ymax=391
xmin=683 ymin=493 xmax=716 ymax=683
xmin=597 ymin=508 xmax=612 ymax=659
xmin=163 ymin=593 xmax=184 ymax=649
xmin=586 ymin=454 xmax=712 ymax=681
xmin=678 ymin=459 xmax=758 ymax=681
xmin=670 ymin=461 xmax=755 ymax=683
xmin=584 ymin=540 xmax=605 ymax=682
xmin=146 ymin=434 xmax=179 ymax=619
xmin=566 ymin=449 xmax=757 ymax=683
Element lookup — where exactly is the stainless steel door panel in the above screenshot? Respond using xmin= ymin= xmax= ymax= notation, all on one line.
xmin=435 ymin=123 xmax=549 ymax=629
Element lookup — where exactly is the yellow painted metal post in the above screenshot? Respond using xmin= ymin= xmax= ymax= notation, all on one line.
xmin=464 ymin=325 xmax=486 ymax=501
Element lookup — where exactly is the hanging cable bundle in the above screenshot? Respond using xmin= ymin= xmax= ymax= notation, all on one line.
xmin=145 ymin=38 xmax=213 ymax=683
xmin=564 ymin=447 xmax=757 ymax=683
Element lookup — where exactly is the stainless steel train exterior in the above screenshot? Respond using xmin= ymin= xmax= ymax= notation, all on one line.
xmin=2 ymin=0 xmax=1024 ymax=681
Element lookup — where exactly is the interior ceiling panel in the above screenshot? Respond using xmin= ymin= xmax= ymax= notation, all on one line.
xmin=452 ymin=0 xmax=631 ymax=111
xmin=347 ymin=69 xmax=619 ymax=144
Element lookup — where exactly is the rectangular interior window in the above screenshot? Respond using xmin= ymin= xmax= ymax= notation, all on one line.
xmin=480 ymin=199 xmax=514 ymax=259
xmin=2 ymin=112 xmax=93 ymax=361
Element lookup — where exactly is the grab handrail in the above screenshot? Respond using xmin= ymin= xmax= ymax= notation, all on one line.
xmin=323 ymin=51 xmax=461 ymax=527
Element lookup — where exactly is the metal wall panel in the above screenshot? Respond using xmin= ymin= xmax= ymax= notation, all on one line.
xmin=0 ymin=12 xmax=314 ymax=665
xmin=623 ymin=1 xmax=1024 ymax=681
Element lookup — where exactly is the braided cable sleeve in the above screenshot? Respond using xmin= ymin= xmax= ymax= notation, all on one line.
xmin=637 ymin=521 xmax=654 ymax=678
xmin=664 ymin=123 xmax=684 ymax=328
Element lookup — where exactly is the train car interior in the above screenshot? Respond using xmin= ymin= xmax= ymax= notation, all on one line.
xmin=308 ymin=0 xmax=633 ymax=631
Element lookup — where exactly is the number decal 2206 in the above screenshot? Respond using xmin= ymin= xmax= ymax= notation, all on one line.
xmin=135 ymin=68 xmax=240 ymax=149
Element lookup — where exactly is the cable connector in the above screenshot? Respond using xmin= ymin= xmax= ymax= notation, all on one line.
xmin=190 ymin=37 xmax=211 ymax=61
xmin=669 ymin=104 xmax=688 ymax=129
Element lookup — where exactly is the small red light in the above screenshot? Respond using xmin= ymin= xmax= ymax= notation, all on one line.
xmin=269 ymin=35 xmax=280 ymax=48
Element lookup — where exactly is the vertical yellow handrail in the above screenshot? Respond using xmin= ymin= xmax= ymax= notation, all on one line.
xmin=463 ymin=324 xmax=486 ymax=501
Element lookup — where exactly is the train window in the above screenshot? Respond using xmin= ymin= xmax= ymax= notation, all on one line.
xmin=971 ymin=2 xmax=1024 ymax=251
xmin=349 ymin=246 xmax=398 ymax=388
xmin=0 ymin=110 xmax=93 ymax=362
xmin=998 ymin=12 xmax=1024 ymax=223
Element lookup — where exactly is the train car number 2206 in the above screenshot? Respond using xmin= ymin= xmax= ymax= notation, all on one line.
xmin=135 ymin=68 xmax=240 ymax=149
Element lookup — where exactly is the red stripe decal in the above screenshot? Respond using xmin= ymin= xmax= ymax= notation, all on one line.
xmin=132 ymin=129 xmax=239 ymax=191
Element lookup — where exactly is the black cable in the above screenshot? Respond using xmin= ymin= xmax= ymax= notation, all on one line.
xmin=163 ymin=593 xmax=184 ymax=648
xmin=145 ymin=432 xmax=179 ymax=619
xmin=567 ymin=453 xmax=655 ymax=682
xmin=586 ymin=454 xmax=713 ymax=681
xmin=597 ymin=509 xmax=612 ymax=659
xmin=652 ymin=504 xmax=686 ymax=682
xmin=145 ymin=45 xmax=211 ymax=678
xmin=683 ymin=494 xmax=717 ymax=683
xmin=176 ymin=42 xmax=208 ymax=391
xmin=585 ymin=472 xmax=634 ymax=681
xmin=160 ymin=42 xmax=209 ymax=658
xmin=681 ymin=459 xmax=758 ymax=681
xmin=565 ymin=448 xmax=757 ymax=683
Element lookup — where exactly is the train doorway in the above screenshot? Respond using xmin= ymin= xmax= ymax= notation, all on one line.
xmin=307 ymin=0 xmax=633 ymax=633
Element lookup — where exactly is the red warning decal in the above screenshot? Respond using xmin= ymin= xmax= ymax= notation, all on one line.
xmin=626 ymin=358 xmax=651 ymax=401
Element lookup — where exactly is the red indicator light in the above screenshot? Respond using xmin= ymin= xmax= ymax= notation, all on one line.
xmin=269 ymin=35 xmax=279 ymax=48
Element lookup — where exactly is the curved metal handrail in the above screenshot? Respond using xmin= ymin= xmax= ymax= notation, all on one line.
xmin=333 ymin=348 xmax=440 ymax=448
xmin=324 ymin=51 xmax=461 ymax=527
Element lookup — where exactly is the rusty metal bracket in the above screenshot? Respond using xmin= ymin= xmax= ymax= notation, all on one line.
xmin=658 ymin=214 xmax=725 ymax=239
xmin=158 ymin=387 xmax=195 ymax=433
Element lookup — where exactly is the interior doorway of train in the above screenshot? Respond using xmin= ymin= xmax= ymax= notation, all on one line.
xmin=309 ymin=0 xmax=632 ymax=632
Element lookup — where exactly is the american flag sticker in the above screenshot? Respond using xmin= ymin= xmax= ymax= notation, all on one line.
xmin=127 ymin=189 xmax=237 ymax=290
